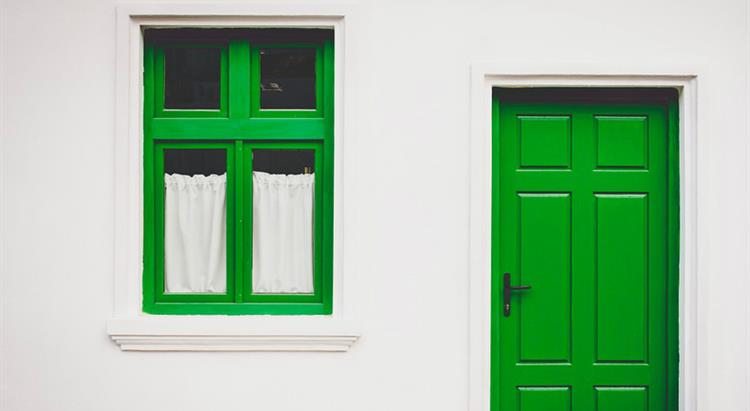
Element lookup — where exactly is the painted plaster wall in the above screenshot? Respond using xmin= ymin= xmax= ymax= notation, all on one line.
xmin=1 ymin=0 xmax=748 ymax=410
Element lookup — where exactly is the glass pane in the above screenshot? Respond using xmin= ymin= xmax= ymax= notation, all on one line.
xmin=260 ymin=48 xmax=316 ymax=109
xmin=252 ymin=149 xmax=315 ymax=294
xmin=164 ymin=48 xmax=221 ymax=109
xmin=163 ymin=149 xmax=227 ymax=294
xmin=253 ymin=149 xmax=315 ymax=174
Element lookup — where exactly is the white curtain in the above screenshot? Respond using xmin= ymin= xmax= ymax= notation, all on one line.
xmin=252 ymin=171 xmax=315 ymax=294
xmin=164 ymin=173 xmax=226 ymax=293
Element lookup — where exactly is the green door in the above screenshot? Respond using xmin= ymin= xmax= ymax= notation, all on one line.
xmin=491 ymin=89 xmax=679 ymax=411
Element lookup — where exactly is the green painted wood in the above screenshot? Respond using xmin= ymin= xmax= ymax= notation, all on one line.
xmin=518 ymin=193 xmax=571 ymax=362
xmin=228 ymin=40 xmax=251 ymax=119
xmin=142 ymin=45 xmax=156 ymax=309
xmin=596 ymin=194 xmax=648 ymax=363
xmin=519 ymin=387 xmax=571 ymax=411
xmin=518 ymin=116 xmax=572 ymax=168
xmin=234 ymin=140 xmax=245 ymax=304
xmin=595 ymin=387 xmax=648 ymax=411
xmin=492 ymin=90 xmax=678 ymax=411
xmin=666 ymin=100 xmax=680 ymax=411
xmin=149 ymin=118 xmax=326 ymax=140
xmin=595 ymin=116 xmax=648 ymax=168
xmin=142 ymin=30 xmax=334 ymax=315
xmin=320 ymin=39 xmax=335 ymax=315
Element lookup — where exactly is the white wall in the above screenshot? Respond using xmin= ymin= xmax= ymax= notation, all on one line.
xmin=1 ymin=0 xmax=748 ymax=410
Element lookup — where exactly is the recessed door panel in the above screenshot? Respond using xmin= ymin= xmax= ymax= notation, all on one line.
xmin=595 ymin=116 xmax=648 ymax=169
xmin=518 ymin=194 xmax=571 ymax=363
xmin=596 ymin=194 xmax=648 ymax=363
xmin=518 ymin=116 xmax=572 ymax=168
xmin=518 ymin=387 xmax=571 ymax=411
xmin=595 ymin=387 xmax=648 ymax=411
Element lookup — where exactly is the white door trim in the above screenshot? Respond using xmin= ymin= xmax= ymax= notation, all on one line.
xmin=468 ymin=66 xmax=699 ymax=411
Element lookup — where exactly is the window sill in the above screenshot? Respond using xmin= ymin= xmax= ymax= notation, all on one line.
xmin=107 ymin=317 xmax=360 ymax=352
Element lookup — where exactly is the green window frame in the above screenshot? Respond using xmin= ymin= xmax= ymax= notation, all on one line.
xmin=143 ymin=29 xmax=334 ymax=315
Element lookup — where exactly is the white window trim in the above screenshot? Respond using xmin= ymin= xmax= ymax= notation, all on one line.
xmin=468 ymin=66 xmax=700 ymax=411
xmin=108 ymin=4 xmax=363 ymax=352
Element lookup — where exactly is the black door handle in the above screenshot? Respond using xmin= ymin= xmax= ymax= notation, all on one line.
xmin=503 ymin=273 xmax=531 ymax=317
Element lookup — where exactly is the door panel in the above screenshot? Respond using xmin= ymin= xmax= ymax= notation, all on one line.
xmin=518 ymin=193 xmax=572 ymax=363
xmin=492 ymin=91 xmax=677 ymax=411
xmin=595 ymin=116 xmax=648 ymax=169
xmin=518 ymin=387 xmax=572 ymax=411
xmin=595 ymin=194 xmax=648 ymax=363
xmin=518 ymin=116 xmax=572 ymax=169
xmin=595 ymin=387 xmax=648 ymax=411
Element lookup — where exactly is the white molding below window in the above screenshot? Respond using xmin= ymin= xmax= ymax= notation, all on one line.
xmin=108 ymin=318 xmax=359 ymax=352
xmin=111 ymin=5 xmax=363 ymax=352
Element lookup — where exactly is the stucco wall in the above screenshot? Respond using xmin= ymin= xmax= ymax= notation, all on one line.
xmin=1 ymin=0 xmax=748 ymax=410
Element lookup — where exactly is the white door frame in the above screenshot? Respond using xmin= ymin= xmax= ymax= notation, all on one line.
xmin=467 ymin=65 xmax=699 ymax=411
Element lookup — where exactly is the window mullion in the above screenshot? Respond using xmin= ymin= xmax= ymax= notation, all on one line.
xmin=143 ymin=45 xmax=157 ymax=308
xmin=242 ymin=144 xmax=254 ymax=302
xmin=234 ymin=141 xmax=244 ymax=303
xmin=322 ymin=39 xmax=334 ymax=313
xmin=228 ymin=40 xmax=251 ymax=119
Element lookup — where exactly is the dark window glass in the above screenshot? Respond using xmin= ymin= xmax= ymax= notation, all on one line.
xmin=260 ymin=49 xmax=316 ymax=109
xmin=164 ymin=48 xmax=221 ymax=109
xmin=253 ymin=149 xmax=314 ymax=174
xmin=165 ymin=149 xmax=226 ymax=176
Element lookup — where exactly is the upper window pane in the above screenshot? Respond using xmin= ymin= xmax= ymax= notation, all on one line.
xmin=164 ymin=48 xmax=221 ymax=109
xmin=260 ymin=48 xmax=316 ymax=109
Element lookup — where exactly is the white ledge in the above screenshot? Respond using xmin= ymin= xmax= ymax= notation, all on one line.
xmin=111 ymin=334 xmax=359 ymax=352
xmin=107 ymin=317 xmax=360 ymax=352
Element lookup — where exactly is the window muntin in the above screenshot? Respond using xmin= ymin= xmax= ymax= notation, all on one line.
xmin=143 ymin=29 xmax=333 ymax=315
